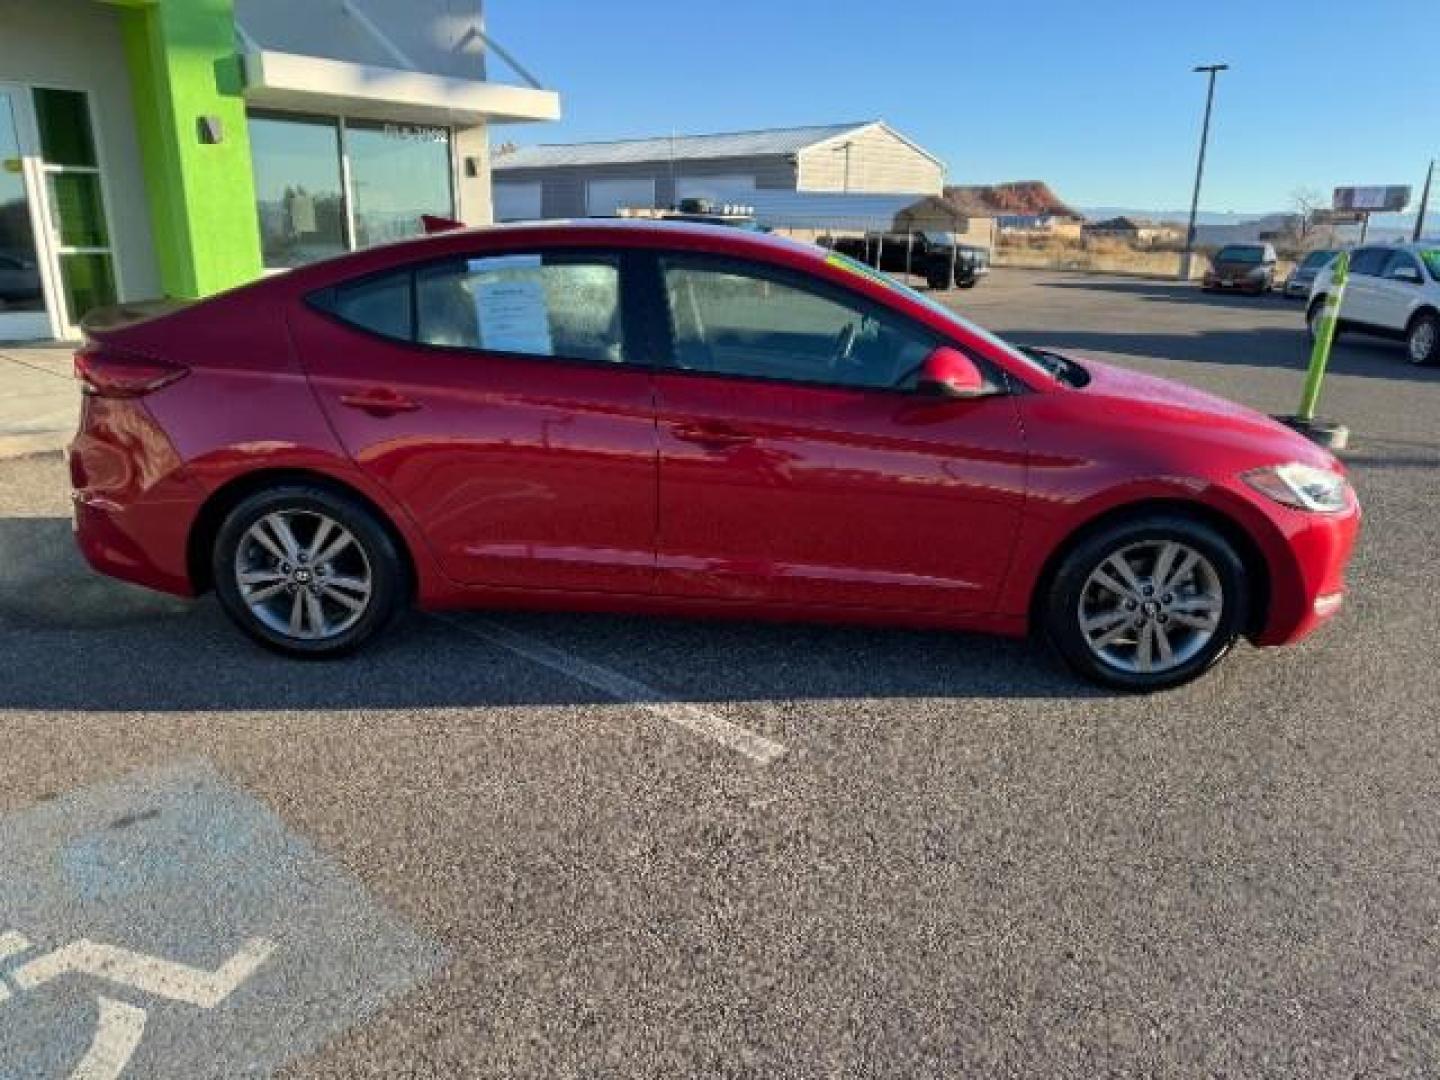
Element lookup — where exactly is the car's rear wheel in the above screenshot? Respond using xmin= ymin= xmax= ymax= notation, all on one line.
xmin=213 ymin=485 xmax=405 ymax=657
xmin=1043 ymin=514 xmax=1248 ymax=691
xmin=1405 ymin=311 xmax=1439 ymax=366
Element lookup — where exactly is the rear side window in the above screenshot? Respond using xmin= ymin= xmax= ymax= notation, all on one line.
xmin=415 ymin=253 xmax=626 ymax=363
xmin=319 ymin=271 xmax=413 ymax=340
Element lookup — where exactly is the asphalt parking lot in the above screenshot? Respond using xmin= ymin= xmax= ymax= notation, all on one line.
xmin=2 ymin=267 xmax=1439 ymax=1077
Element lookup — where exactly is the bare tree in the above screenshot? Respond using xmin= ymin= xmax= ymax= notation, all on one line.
xmin=1289 ymin=186 xmax=1325 ymax=245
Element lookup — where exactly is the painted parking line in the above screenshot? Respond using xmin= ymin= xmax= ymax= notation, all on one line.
xmin=0 ymin=761 xmax=442 ymax=1079
xmin=435 ymin=614 xmax=787 ymax=765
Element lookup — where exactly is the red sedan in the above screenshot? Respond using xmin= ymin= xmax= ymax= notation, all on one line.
xmin=69 ymin=221 xmax=1359 ymax=690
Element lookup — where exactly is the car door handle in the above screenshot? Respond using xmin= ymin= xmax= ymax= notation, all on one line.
xmin=671 ymin=423 xmax=754 ymax=450
xmin=338 ymin=388 xmax=421 ymax=416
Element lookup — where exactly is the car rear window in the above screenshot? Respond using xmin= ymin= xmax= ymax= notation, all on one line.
xmin=1216 ymin=246 xmax=1264 ymax=263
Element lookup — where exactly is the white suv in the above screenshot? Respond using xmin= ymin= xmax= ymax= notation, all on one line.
xmin=1307 ymin=243 xmax=1440 ymax=365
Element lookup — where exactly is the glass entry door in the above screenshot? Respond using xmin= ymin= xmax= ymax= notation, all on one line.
xmin=0 ymin=85 xmax=53 ymax=340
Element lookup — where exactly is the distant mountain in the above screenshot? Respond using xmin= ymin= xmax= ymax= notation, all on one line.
xmin=1079 ymin=207 xmax=1431 ymax=244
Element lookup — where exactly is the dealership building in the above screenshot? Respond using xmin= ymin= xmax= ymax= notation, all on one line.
xmin=0 ymin=0 xmax=558 ymax=341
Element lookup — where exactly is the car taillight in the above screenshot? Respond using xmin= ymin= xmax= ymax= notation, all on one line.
xmin=74 ymin=344 xmax=189 ymax=398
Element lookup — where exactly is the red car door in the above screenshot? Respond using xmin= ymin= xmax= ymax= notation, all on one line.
xmin=649 ymin=253 xmax=1027 ymax=614
xmin=290 ymin=249 xmax=658 ymax=595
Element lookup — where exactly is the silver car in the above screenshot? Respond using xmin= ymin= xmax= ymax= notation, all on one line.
xmin=1284 ymin=249 xmax=1341 ymax=299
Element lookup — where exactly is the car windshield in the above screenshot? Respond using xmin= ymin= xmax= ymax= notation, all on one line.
xmin=1217 ymin=246 xmax=1264 ymax=264
xmin=921 ymin=231 xmax=956 ymax=245
xmin=1301 ymin=251 xmax=1338 ymax=269
xmin=1419 ymin=248 xmax=1440 ymax=280
xmin=822 ymin=251 xmax=1054 ymax=381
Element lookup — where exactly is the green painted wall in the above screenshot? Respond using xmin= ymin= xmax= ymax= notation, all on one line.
xmin=119 ymin=0 xmax=261 ymax=298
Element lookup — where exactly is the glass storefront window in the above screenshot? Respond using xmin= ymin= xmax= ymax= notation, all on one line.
xmin=0 ymin=93 xmax=45 ymax=315
xmin=247 ymin=112 xmax=456 ymax=269
xmin=32 ymin=87 xmax=115 ymax=325
xmin=33 ymin=87 xmax=97 ymax=168
xmin=58 ymin=252 xmax=115 ymax=322
xmin=347 ymin=121 xmax=453 ymax=249
xmin=248 ymin=113 xmax=348 ymax=269
xmin=46 ymin=172 xmax=108 ymax=248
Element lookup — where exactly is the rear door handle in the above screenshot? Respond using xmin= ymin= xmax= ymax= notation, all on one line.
xmin=338 ymin=388 xmax=421 ymax=417
xmin=672 ymin=423 xmax=754 ymax=450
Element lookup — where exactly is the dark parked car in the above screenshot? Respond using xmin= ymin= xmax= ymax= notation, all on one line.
xmin=829 ymin=231 xmax=989 ymax=290
xmin=1203 ymin=243 xmax=1278 ymax=295
xmin=1283 ymin=248 xmax=1341 ymax=298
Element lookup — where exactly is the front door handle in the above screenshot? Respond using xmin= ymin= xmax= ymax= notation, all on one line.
xmin=338 ymin=388 xmax=421 ymax=417
xmin=672 ymin=423 xmax=754 ymax=450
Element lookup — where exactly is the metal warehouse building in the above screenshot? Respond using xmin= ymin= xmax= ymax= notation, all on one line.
xmin=491 ymin=120 xmax=945 ymax=221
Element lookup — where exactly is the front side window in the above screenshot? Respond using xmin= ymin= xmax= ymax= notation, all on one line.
xmin=1348 ymin=248 xmax=1389 ymax=277
xmin=416 ymin=254 xmax=627 ymax=362
xmin=659 ymin=256 xmax=935 ymax=391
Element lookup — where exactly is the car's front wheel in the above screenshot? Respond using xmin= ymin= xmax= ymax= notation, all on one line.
xmin=1043 ymin=514 xmax=1248 ymax=691
xmin=1406 ymin=310 xmax=1439 ymax=366
xmin=213 ymin=485 xmax=406 ymax=657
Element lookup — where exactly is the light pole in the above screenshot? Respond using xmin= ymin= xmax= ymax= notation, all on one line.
xmin=1179 ymin=63 xmax=1228 ymax=281
xmin=1413 ymin=159 xmax=1434 ymax=241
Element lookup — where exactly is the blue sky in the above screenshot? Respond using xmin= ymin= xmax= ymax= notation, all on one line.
xmin=487 ymin=0 xmax=1440 ymax=214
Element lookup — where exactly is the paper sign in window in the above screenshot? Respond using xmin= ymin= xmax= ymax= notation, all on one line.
xmin=470 ymin=256 xmax=552 ymax=355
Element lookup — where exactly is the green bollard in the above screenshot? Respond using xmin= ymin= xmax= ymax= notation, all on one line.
xmin=1277 ymin=251 xmax=1350 ymax=450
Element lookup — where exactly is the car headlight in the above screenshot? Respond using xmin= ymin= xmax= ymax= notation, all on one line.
xmin=1242 ymin=463 xmax=1350 ymax=512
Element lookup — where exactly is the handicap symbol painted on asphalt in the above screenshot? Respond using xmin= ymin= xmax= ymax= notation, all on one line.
xmin=0 ymin=761 xmax=443 ymax=1078
xmin=1 ymin=930 xmax=274 ymax=1078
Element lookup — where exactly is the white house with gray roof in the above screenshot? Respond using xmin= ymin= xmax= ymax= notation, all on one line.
xmin=491 ymin=120 xmax=945 ymax=221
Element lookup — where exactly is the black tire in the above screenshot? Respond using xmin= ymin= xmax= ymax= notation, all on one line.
xmin=212 ymin=484 xmax=406 ymax=658
xmin=1042 ymin=513 xmax=1248 ymax=692
xmin=1306 ymin=296 xmax=1338 ymax=344
xmin=1405 ymin=310 xmax=1440 ymax=366
xmin=926 ymin=271 xmax=948 ymax=291
xmin=956 ymin=277 xmax=978 ymax=289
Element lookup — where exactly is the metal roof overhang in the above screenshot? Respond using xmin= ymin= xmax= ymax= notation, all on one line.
xmin=242 ymin=50 xmax=561 ymax=126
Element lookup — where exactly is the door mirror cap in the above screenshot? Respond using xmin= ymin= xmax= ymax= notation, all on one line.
xmin=916 ymin=346 xmax=990 ymax=398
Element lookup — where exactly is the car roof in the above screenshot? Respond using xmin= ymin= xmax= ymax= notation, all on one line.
xmin=278 ymin=217 xmax=831 ymax=290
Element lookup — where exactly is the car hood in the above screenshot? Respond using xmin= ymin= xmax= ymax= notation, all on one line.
xmin=1075 ymin=358 xmax=1339 ymax=469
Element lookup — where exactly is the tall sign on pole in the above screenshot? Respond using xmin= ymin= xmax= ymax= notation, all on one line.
xmin=1179 ymin=64 xmax=1228 ymax=281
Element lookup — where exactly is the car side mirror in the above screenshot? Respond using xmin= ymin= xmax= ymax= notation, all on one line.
xmin=916 ymin=346 xmax=990 ymax=398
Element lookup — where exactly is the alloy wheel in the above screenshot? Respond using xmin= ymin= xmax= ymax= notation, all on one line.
xmin=233 ymin=510 xmax=373 ymax=642
xmin=1077 ymin=540 xmax=1223 ymax=675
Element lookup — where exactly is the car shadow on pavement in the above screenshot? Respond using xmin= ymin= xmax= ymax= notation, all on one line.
xmin=0 ymin=516 xmax=1096 ymax=710
xmin=1001 ymin=326 xmax=1440 ymax=383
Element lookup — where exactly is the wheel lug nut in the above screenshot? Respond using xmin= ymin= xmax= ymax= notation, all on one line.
xmin=1125 ymin=600 xmax=1137 ymax=610
xmin=1142 ymin=585 xmax=1155 ymax=597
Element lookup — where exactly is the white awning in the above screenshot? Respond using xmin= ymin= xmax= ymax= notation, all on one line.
xmin=242 ymin=50 xmax=560 ymax=127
